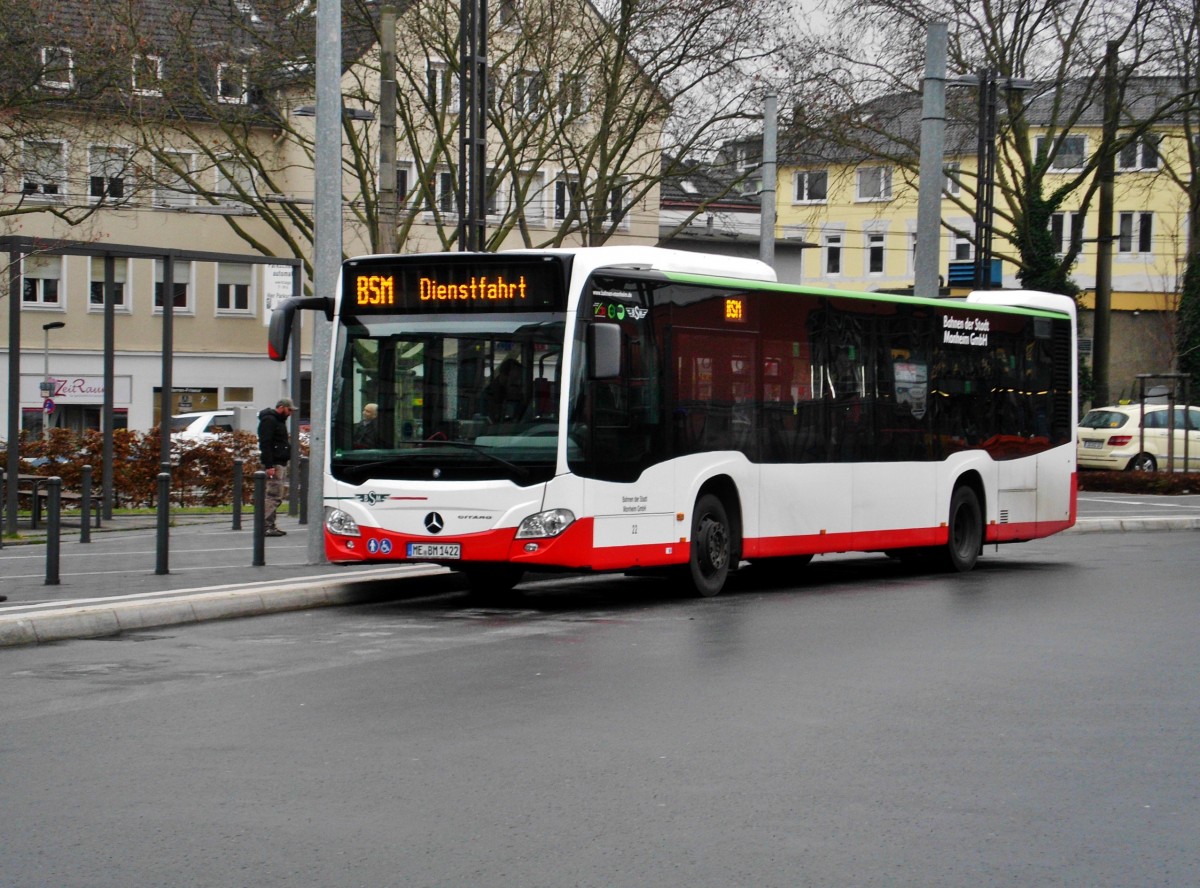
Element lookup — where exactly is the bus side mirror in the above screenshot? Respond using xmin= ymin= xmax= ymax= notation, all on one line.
xmin=588 ymin=323 xmax=622 ymax=379
xmin=268 ymin=297 xmax=333 ymax=362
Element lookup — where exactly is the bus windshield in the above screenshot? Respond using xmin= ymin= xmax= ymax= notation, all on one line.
xmin=330 ymin=314 xmax=567 ymax=486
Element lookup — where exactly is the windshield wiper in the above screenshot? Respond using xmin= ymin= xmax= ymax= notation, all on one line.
xmin=411 ymin=439 xmax=531 ymax=480
xmin=339 ymin=441 xmax=530 ymax=482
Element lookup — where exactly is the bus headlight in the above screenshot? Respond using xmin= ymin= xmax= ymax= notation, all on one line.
xmin=325 ymin=506 xmax=361 ymax=537
xmin=515 ymin=508 xmax=575 ymax=539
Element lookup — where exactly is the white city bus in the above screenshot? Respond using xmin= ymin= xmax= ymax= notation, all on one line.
xmin=269 ymin=246 xmax=1077 ymax=597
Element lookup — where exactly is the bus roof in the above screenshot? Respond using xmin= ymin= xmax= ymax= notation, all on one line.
xmin=502 ymin=246 xmax=778 ymax=284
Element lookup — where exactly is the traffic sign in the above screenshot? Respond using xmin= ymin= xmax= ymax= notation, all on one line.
xmin=43 ymin=398 xmax=55 ymax=414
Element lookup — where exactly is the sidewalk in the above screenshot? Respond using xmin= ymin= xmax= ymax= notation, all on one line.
xmin=0 ymin=511 xmax=451 ymax=647
xmin=2 ymin=504 xmax=1198 ymax=648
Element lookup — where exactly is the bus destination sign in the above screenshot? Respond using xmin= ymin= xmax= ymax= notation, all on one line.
xmin=343 ymin=257 xmax=566 ymax=315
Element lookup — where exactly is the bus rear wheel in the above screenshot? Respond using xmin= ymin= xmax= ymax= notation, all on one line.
xmin=943 ymin=485 xmax=983 ymax=572
xmin=687 ymin=493 xmax=733 ymax=597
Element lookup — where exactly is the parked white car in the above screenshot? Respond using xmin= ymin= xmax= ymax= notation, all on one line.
xmin=170 ymin=410 xmax=236 ymax=443
xmin=1077 ymin=404 xmax=1200 ymax=472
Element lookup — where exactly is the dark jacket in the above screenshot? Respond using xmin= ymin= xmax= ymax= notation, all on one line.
xmin=257 ymin=407 xmax=292 ymax=469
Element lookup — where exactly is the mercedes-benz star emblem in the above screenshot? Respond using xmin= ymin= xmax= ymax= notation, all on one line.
xmin=424 ymin=512 xmax=445 ymax=534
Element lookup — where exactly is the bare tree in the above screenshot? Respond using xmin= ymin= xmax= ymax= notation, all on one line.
xmin=4 ymin=0 xmax=811 ymax=267
xmin=802 ymin=0 xmax=1200 ymax=297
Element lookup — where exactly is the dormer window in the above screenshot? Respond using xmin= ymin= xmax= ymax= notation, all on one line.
xmin=133 ymin=55 xmax=164 ymax=97
xmin=217 ymin=63 xmax=248 ymax=104
xmin=40 ymin=46 xmax=74 ymax=90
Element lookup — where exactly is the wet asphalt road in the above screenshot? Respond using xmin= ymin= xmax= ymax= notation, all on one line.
xmin=3 ymin=529 xmax=1198 ymax=887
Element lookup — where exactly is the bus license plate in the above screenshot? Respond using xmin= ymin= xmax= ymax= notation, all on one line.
xmin=1083 ymin=440 xmax=1104 ymax=449
xmin=407 ymin=542 xmax=461 ymax=559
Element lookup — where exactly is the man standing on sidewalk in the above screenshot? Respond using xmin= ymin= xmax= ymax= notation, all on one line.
xmin=257 ymin=397 xmax=295 ymax=537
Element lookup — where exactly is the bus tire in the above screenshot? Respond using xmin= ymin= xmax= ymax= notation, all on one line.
xmin=687 ymin=493 xmax=733 ymax=597
xmin=462 ymin=564 xmax=524 ymax=604
xmin=943 ymin=485 xmax=982 ymax=572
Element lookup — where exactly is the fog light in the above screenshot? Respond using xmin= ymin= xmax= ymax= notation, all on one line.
xmin=524 ymin=542 xmax=540 ymax=553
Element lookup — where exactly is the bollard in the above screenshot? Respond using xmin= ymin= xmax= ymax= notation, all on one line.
xmin=156 ymin=471 xmax=170 ymax=575
xmin=232 ymin=459 xmax=244 ymax=531
xmin=80 ymin=465 xmax=92 ymax=544
xmin=45 ymin=477 xmax=62 ymax=585
xmin=252 ymin=470 xmax=266 ymax=567
xmin=298 ymin=456 xmax=309 ymax=526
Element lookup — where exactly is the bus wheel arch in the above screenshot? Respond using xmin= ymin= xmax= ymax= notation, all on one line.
xmin=686 ymin=477 xmax=742 ymax=597
xmin=944 ymin=473 xmax=985 ymax=572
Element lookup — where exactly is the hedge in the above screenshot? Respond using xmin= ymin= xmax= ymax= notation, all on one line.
xmin=2 ymin=428 xmax=308 ymax=508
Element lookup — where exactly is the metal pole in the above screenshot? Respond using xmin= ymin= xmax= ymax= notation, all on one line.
xmin=759 ymin=92 xmax=778 ymax=268
xmin=80 ymin=464 xmax=92 ymax=544
xmin=102 ymin=254 xmax=116 ymax=520
xmin=232 ymin=458 xmax=244 ymax=530
xmin=298 ymin=456 xmax=309 ymax=525
xmin=915 ymin=23 xmax=949 ymax=298
xmin=973 ymin=69 xmax=990 ymax=289
xmin=45 ymin=477 xmax=61 ymax=585
xmin=377 ymin=2 xmax=398 ymax=253
xmin=253 ymin=470 xmax=266 ymax=566
xmin=6 ymin=249 xmax=22 ymax=537
xmin=309 ymin=0 xmax=339 ymax=566
xmin=1092 ymin=40 xmax=1120 ymax=409
xmin=41 ymin=321 xmax=65 ymax=438
xmin=155 ymin=471 xmax=170 ymax=575
xmin=159 ymin=254 xmax=175 ymax=467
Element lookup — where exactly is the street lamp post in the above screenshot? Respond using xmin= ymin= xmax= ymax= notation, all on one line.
xmin=956 ymin=71 xmax=1033 ymax=289
xmin=41 ymin=321 xmax=65 ymax=437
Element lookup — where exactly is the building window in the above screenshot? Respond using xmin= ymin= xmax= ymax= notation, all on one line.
xmin=495 ymin=0 xmax=520 ymax=28
xmin=733 ymin=144 xmax=761 ymax=172
xmin=554 ymin=177 xmax=580 ymax=221
xmin=944 ymin=161 xmax=962 ymax=196
xmin=89 ymin=257 xmax=130 ymax=310
xmin=867 ymin=232 xmax=885 ymax=274
xmin=1038 ymin=134 xmax=1086 ymax=171
xmin=793 ymin=170 xmax=828 ymax=203
xmin=606 ymin=180 xmax=628 ymax=226
xmin=155 ymin=259 xmax=192 ymax=311
xmin=557 ymin=73 xmax=586 ymax=120
xmin=427 ymin=60 xmax=457 ymax=111
xmin=856 ymin=166 xmax=891 ymax=201
xmin=395 ymin=165 xmax=411 ymax=207
xmin=216 ymin=158 xmax=255 ymax=206
xmin=22 ymin=141 xmax=65 ymax=199
xmin=824 ymin=232 xmax=842 ymax=276
xmin=953 ymin=229 xmax=973 ymax=261
xmin=155 ymin=152 xmax=194 ymax=207
xmin=517 ymin=171 xmax=547 ymax=224
xmin=1118 ymin=135 xmax=1160 ymax=171
xmin=22 ymin=255 xmax=62 ymax=306
xmin=217 ymin=63 xmax=248 ymax=104
xmin=89 ymin=146 xmax=129 ymax=202
xmin=40 ymin=46 xmax=74 ymax=90
xmin=1118 ymin=212 xmax=1153 ymax=254
xmin=217 ymin=263 xmax=253 ymax=313
xmin=424 ymin=170 xmax=455 ymax=214
xmin=513 ymin=70 xmax=544 ymax=115
xmin=1049 ymin=212 xmax=1083 ymax=255
xmin=132 ymin=54 xmax=163 ymax=96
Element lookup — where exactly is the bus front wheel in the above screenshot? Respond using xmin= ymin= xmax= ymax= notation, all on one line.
xmin=944 ymin=485 xmax=983 ymax=572
xmin=687 ymin=493 xmax=733 ymax=597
